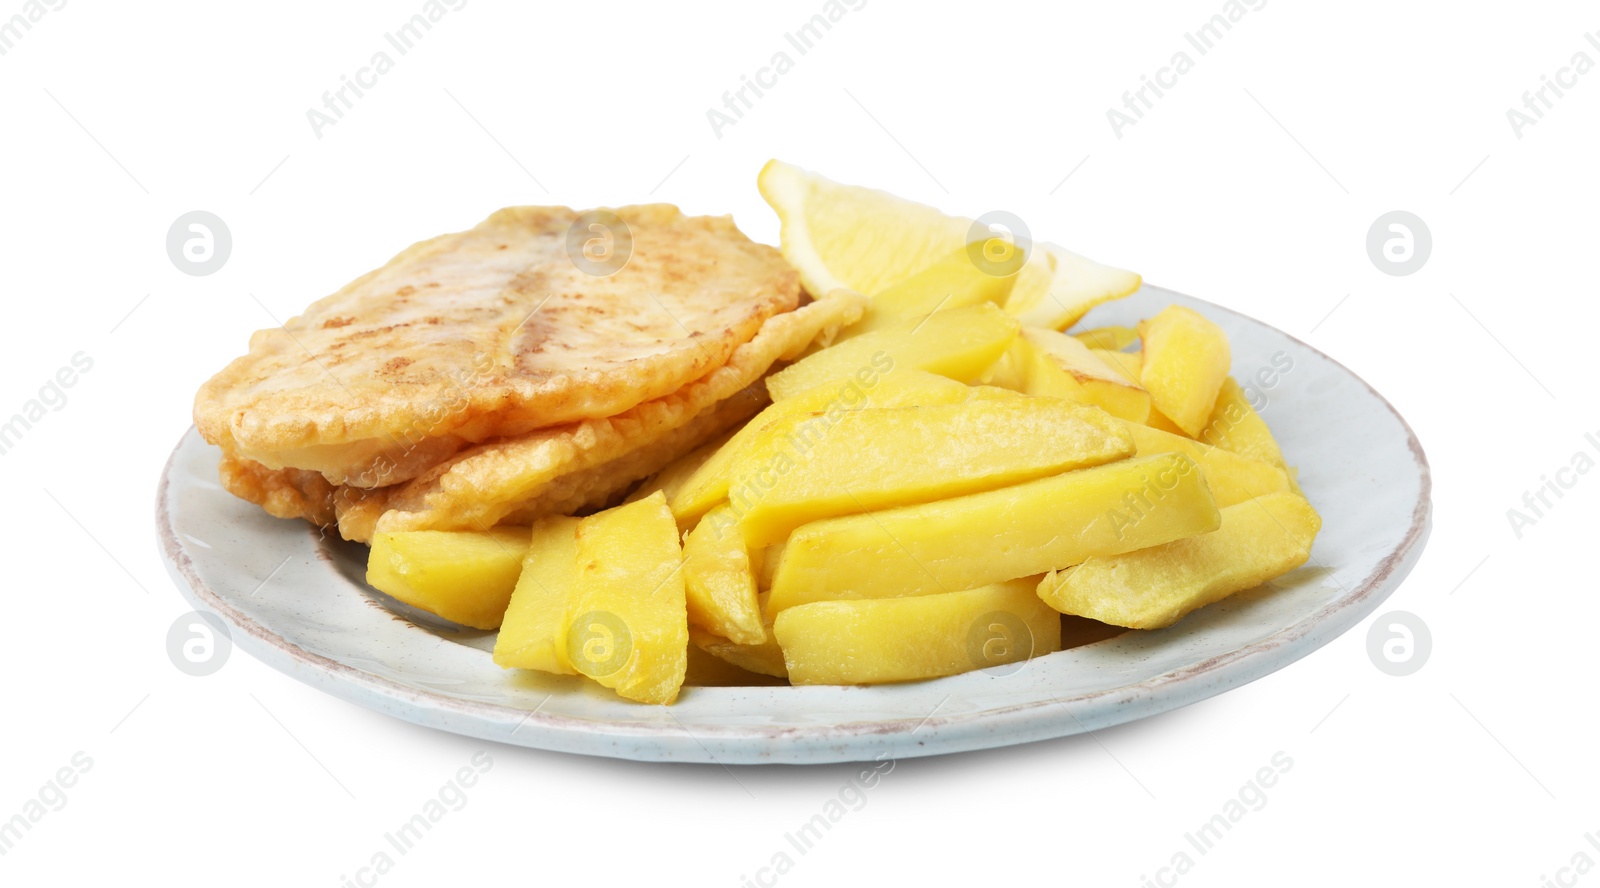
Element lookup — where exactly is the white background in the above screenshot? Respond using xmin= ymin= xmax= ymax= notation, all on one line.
xmin=2 ymin=1 xmax=1596 ymax=884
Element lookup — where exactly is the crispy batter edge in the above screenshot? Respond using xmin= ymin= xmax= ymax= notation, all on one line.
xmin=213 ymin=291 xmax=866 ymax=543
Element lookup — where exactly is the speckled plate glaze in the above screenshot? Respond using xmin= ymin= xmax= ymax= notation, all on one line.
xmin=157 ymin=285 xmax=1430 ymax=764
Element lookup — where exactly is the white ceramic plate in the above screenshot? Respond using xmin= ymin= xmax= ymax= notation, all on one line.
xmin=157 ymin=285 xmax=1430 ymax=764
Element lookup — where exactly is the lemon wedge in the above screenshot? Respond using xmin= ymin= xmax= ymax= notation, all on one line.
xmin=757 ymin=159 xmax=971 ymax=297
xmin=757 ymin=159 xmax=1142 ymax=330
xmin=1006 ymin=244 xmax=1145 ymax=331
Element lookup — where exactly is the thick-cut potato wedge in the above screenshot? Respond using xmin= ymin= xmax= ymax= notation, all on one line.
xmin=1138 ymin=305 xmax=1231 ymax=437
xmin=567 ymin=493 xmax=688 ymax=704
xmin=1074 ymin=325 xmax=1139 ymax=351
xmin=366 ymin=527 xmax=531 ymax=630
xmin=1022 ymin=328 xmax=1152 ymax=423
xmin=1198 ymin=377 xmax=1289 ymax=471
xmin=689 ymin=626 xmax=788 ymax=678
xmin=1121 ymin=422 xmax=1290 ymax=506
xmin=492 ymin=516 xmax=581 ymax=674
xmin=843 ymin=244 xmax=1019 ymax=338
xmin=670 ymin=371 xmax=971 ymax=527
xmin=768 ymin=452 xmax=1221 ymax=612
xmin=775 ymin=578 xmax=1062 ymax=685
xmin=1005 ymin=244 xmax=1143 ymax=331
xmin=1038 ymin=492 xmax=1321 ymax=629
xmin=729 ymin=398 xmax=1135 ymax=547
xmin=682 ymin=504 xmax=765 ymax=644
xmin=764 ymin=303 xmax=1019 ymax=401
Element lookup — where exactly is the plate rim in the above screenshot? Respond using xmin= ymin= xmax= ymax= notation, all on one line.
xmin=157 ymin=286 xmax=1432 ymax=762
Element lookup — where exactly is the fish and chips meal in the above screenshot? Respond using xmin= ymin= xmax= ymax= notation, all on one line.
xmin=193 ymin=161 xmax=1319 ymax=704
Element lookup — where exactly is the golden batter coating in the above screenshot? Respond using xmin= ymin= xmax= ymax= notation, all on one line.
xmin=195 ymin=204 xmax=800 ymax=488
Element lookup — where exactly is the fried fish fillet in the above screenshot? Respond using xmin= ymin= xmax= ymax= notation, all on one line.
xmin=218 ymin=290 xmax=867 ymax=543
xmin=195 ymin=204 xmax=800 ymax=488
